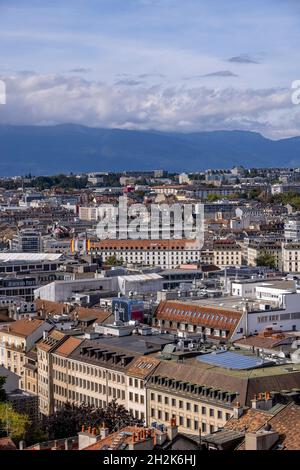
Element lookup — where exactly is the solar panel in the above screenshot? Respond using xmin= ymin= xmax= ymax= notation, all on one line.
xmin=196 ymin=351 xmax=273 ymax=370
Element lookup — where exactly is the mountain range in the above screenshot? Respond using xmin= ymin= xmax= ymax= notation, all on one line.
xmin=0 ymin=124 xmax=300 ymax=176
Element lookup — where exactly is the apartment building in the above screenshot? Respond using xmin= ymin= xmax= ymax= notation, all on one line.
xmin=154 ymin=300 xmax=243 ymax=342
xmin=0 ymin=318 xmax=52 ymax=389
xmin=212 ymin=241 xmax=242 ymax=268
xmin=247 ymin=241 xmax=282 ymax=270
xmin=126 ymin=356 xmax=160 ymax=422
xmin=282 ymin=243 xmax=300 ymax=273
xmin=50 ymin=338 xmax=137 ymax=414
xmin=145 ymin=357 xmax=300 ymax=437
xmin=90 ymin=239 xmax=202 ymax=270
xmin=36 ymin=329 xmax=67 ymax=415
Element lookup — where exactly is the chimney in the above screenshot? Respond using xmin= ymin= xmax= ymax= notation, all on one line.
xmin=233 ymin=402 xmax=244 ymax=419
xmin=167 ymin=418 xmax=178 ymax=441
xmin=245 ymin=425 xmax=279 ymax=451
xmin=100 ymin=423 xmax=109 ymax=439
xmin=19 ymin=440 xmax=25 ymax=450
xmin=251 ymin=392 xmax=273 ymax=411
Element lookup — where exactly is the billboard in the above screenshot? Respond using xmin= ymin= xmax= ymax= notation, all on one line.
xmin=112 ymin=298 xmax=144 ymax=323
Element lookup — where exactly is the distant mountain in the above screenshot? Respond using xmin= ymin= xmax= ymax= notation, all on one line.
xmin=0 ymin=124 xmax=299 ymax=176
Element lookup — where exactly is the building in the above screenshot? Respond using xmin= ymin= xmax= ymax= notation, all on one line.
xmin=0 ymin=318 xmax=52 ymax=389
xmin=11 ymin=229 xmax=42 ymax=253
xmin=212 ymin=241 xmax=242 ymax=268
xmin=36 ymin=329 xmax=68 ymax=415
xmin=90 ymin=239 xmax=202 ymax=270
xmin=145 ymin=355 xmax=300 ymax=437
xmin=282 ymin=243 xmax=300 ymax=273
xmin=284 ymin=218 xmax=300 ymax=242
xmin=0 ymin=253 xmax=64 ymax=276
xmin=154 ymin=279 xmax=300 ymax=339
xmin=224 ymin=398 xmax=300 ymax=450
xmin=246 ymin=241 xmax=282 ymax=270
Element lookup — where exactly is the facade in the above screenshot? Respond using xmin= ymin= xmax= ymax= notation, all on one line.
xmin=91 ymin=239 xmax=202 ymax=270
xmin=36 ymin=329 xmax=67 ymax=416
xmin=247 ymin=241 xmax=282 ymax=270
xmin=282 ymin=243 xmax=300 ymax=273
xmin=0 ymin=318 xmax=52 ymax=389
xmin=11 ymin=229 xmax=42 ymax=253
xmin=212 ymin=241 xmax=242 ymax=268
xmin=284 ymin=219 xmax=300 ymax=242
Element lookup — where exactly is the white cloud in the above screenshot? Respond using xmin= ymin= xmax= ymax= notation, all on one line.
xmin=0 ymin=72 xmax=298 ymax=139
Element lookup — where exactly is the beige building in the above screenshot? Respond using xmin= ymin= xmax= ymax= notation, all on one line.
xmin=212 ymin=241 xmax=243 ymax=268
xmin=126 ymin=356 xmax=160 ymax=422
xmin=282 ymin=243 xmax=300 ymax=273
xmin=91 ymin=239 xmax=202 ymax=270
xmin=36 ymin=329 xmax=67 ymax=415
xmin=0 ymin=318 xmax=52 ymax=390
xmin=146 ymin=362 xmax=235 ymax=436
xmin=247 ymin=242 xmax=282 ymax=270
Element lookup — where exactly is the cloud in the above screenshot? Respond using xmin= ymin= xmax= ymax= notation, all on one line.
xmin=0 ymin=72 xmax=298 ymax=139
xmin=185 ymin=71 xmax=238 ymax=79
xmin=228 ymin=54 xmax=260 ymax=64
xmin=115 ymin=79 xmax=145 ymax=86
xmin=69 ymin=67 xmax=91 ymax=73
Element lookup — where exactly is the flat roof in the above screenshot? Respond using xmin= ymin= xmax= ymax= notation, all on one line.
xmin=197 ymin=351 xmax=273 ymax=370
xmin=0 ymin=253 xmax=63 ymax=263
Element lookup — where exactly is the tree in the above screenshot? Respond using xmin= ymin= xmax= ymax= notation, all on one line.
xmin=206 ymin=193 xmax=220 ymax=202
xmin=0 ymin=402 xmax=30 ymax=442
xmin=256 ymin=252 xmax=276 ymax=269
xmin=41 ymin=401 xmax=143 ymax=440
xmin=0 ymin=377 xmax=6 ymax=402
xmin=105 ymin=255 xmax=123 ymax=266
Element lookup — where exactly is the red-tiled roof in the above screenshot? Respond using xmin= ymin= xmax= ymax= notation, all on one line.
xmin=155 ymin=300 xmax=241 ymax=338
xmin=1 ymin=318 xmax=45 ymax=338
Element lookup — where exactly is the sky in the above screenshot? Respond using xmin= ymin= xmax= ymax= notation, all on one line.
xmin=0 ymin=0 xmax=300 ymax=138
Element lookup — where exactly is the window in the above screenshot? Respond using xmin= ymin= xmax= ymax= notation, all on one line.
xmin=194 ymin=420 xmax=199 ymax=431
xmin=179 ymin=416 xmax=184 ymax=426
xmin=151 ymin=393 xmax=155 ymax=400
xmin=202 ymin=422 xmax=206 ymax=433
xmin=194 ymin=405 xmax=199 ymax=413
xmin=186 ymin=418 xmax=191 ymax=428
xmin=186 ymin=402 xmax=191 ymax=411
xmin=164 ymin=396 xmax=169 ymax=405
xmin=209 ymin=409 xmax=214 ymax=417
xmin=179 ymin=400 xmax=183 ymax=409
xmin=172 ymin=398 xmax=176 ymax=407
xmin=202 ymin=406 xmax=206 ymax=415
xmin=217 ymin=410 xmax=222 ymax=420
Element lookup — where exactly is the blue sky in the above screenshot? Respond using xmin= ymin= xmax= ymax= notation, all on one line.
xmin=0 ymin=0 xmax=299 ymax=137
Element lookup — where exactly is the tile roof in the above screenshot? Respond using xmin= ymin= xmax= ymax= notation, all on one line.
xmin=35 ymin=299 xmax=68 ymax=316
xmin=82 ymin=426 xmax=154 ymax=450
xmin=37 ymin=329 xmax=66 ymax=352
xmin=126 ymin=356 xmax=160 ymax=378
xmin=54 ymin=337 xmax=83 ymax=357
xmin=225 ymin=408 xmax=271 ymax=433
xmin=155 ymin=300 xmax=241 ymax=339
xmin=0 ymin=437 xmax=17 ymax=450
xmin=74 ymin=306 xmax=111 ymax=324
xmin=1 ymin=318 xmax=45 ymax=338
xmin=91 ymin=239 xmax=200 ymax=250
xmin=225 ymin=402 xmax=300 ymax=450
xmin=267 ymin=402 xmax=300 ymax=450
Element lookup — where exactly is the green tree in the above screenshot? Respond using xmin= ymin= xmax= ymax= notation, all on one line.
xmin=105 ymin=255 xmax=123 ymax=266
xmin=0 ymin=377 xmax=6 ymax=402
xmin=41 ymin=400 xmax=143 ymax=440
xmin=256 ymin=252 xmax=276 ymax=269
xmin=0 ymin=402 xmax=30 ymax=442
xmin=206 ymin=193 xmax=220 ymax=202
